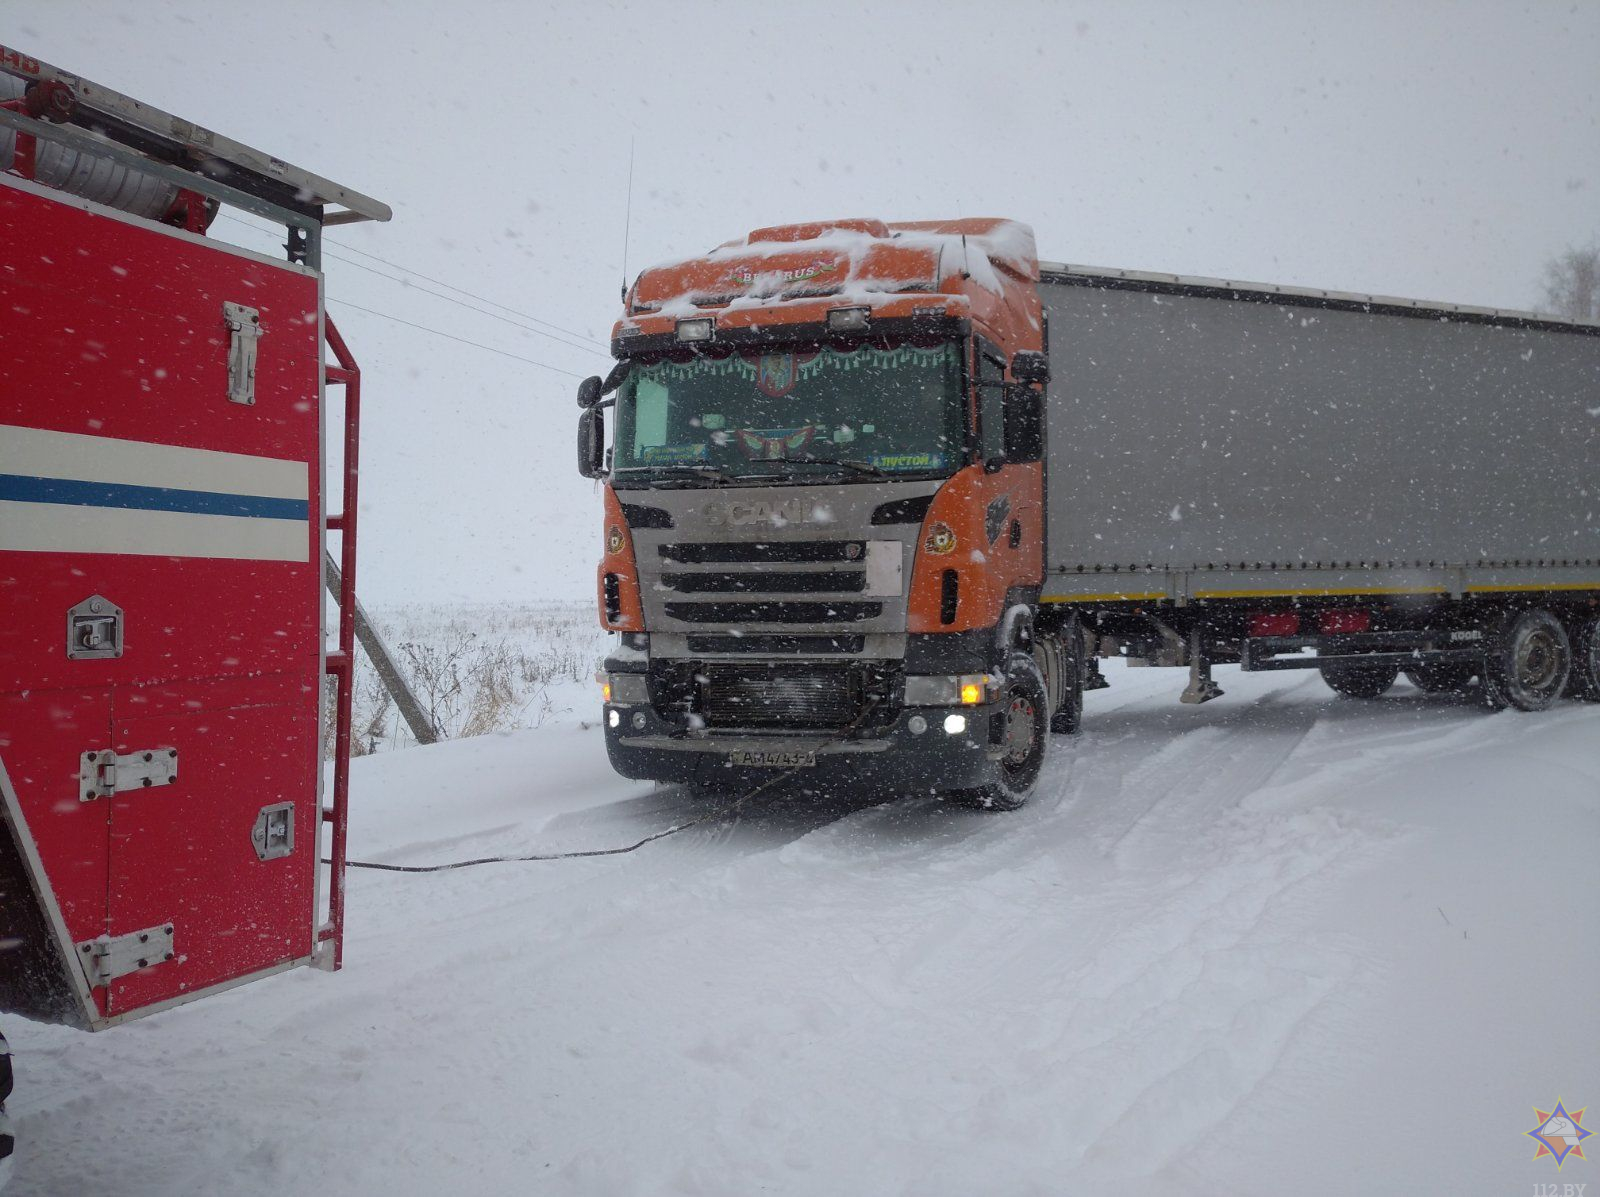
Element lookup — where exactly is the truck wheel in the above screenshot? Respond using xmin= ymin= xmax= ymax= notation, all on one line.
xmin=1482 ymin=609 xmax=1571 ymax=712
xmin=1319 ymin=659 xmax=1400 ymax=698
xmin=1565 ymin=614 xmax=1600 ymax=701
xmin=958 ymin=653 xmax=1049 ymax=811
xmin=1049 ymin=668 xmax=1083 ymax=735
xmin=1403 ymin=663 xmax=1474 ymax=693
xmin=1 ymin=1030 xmax=12 ymax=1192
xmin=1049 ymin=629 xmax=1084 ymax=736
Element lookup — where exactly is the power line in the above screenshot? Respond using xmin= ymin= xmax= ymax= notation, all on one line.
xmin=322 ymin=249 xmax=606 ymax=357
xmin=326 ymin=299 xmax=586 ymax=378
xmin=324 ymin=237 xmax=606 ymax=348
xmin=215 ymin=212 xmax=609 ymax=354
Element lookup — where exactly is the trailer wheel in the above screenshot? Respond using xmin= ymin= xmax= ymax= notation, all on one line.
xmin=1565 ymin=614 xmax=1600 ymax=702
xmin=1482 ymin=609 xmax=1571 ymax=712
xmin=1403 ymin=663 xmax=1475 ymax=694
xmin=1 ymin=1030 xmax=12 ymax=1192
xmin=1319 ymin=659 xmax=1400 ymax=698
xmin=956 ymin=652 xmax=1049 ymax=812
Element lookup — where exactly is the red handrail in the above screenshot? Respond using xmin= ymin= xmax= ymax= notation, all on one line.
xmin=320 ymin=317 xmax=361 ymax=970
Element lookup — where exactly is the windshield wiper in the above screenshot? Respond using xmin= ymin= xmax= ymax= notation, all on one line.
xmin=779 ymin=454 xmax=890 ymax=478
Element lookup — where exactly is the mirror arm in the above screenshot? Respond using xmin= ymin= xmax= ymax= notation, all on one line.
xmin=602 ymin=359 xmax=632 ymax=395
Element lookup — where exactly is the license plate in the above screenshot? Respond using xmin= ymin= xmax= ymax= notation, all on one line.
xmin=728 ymin=749 xmax=816 ymax=768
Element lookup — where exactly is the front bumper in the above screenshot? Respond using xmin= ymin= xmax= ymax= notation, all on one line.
xmin=602 ymin=699 xmax=1004 ymax=793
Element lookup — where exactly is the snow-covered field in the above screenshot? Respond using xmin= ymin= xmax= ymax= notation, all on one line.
xmin=6 ymin=656 xmax=1598 ymax=1195
xmin=337 ymin=602 xmax=607 ymax=753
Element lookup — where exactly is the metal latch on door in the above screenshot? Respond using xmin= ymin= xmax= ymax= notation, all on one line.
xmin=223 ymin=300 xmax=262 ymax=405
xmin=79 ymin=747 xmax=178 ymax=801
xmin=66 ymin=594 xmax=123 ymax=660
xmin=76 ymin=923 xmax=176 ymax=986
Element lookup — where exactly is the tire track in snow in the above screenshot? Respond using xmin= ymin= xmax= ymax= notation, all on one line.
xmin=758 ymin=673 xmax=1399 ymax=1190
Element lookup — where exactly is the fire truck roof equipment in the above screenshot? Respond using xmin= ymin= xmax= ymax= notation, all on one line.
xmin=0 ymin=44 xmax=389 ymax=268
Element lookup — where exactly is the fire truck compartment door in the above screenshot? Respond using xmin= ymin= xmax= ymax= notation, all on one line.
xmin=104 ymin=674 xmax=317 ymax=1017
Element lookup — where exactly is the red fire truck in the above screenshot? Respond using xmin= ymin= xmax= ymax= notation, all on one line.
xmin=0 ymin=48 xmax=389 ymax=1184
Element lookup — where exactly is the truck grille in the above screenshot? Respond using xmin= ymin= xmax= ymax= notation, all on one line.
xmin=665 ymin=601 xmax=882 ymax=624
xmin=700 ymin=664 xmax=863 ymax=729
xmin=661 ymin=570 xmax=866 ymax=594
xmin=651 ymin=540 xmax=889 ymax=628
xmin=660 ymin=540 xmax=864 ymax=564
xmin=685 ymin=633 xmax=865 ymax=655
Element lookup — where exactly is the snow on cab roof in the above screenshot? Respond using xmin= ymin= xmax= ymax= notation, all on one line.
xmin=630 ymin=218 xmax=1038 ymax=318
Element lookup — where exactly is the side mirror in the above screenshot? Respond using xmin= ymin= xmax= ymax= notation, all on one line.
xmin=1003 ymin=384 xmax=1042 ymax=463
xmin=1010 ymin=350 xmax=1050 ymax=385
xmin=578 ymin=406 xmax=606 ymax=478
xmin=577 ymin=375 xmax=603 ymax=409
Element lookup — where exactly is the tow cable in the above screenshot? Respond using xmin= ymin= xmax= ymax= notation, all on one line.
xmin=338 ymin=700 xmax=882 ymax=874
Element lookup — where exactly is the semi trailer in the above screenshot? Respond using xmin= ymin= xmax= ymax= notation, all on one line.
xmin=580 ymin=217 xmax=1599 ymax=808
xmin=0 ymin=49 xmax=388 ymax=1187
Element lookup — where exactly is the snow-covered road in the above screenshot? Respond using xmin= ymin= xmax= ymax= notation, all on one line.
xmin=8 ymin=662 xmax=1599 ymax=1195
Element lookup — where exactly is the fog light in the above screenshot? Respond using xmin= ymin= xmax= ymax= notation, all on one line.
xmin=907 ymin=714 xmax=928 ymax=735
xmin=675 ymin=317 xmax=713 ymax=342
xmin=607 ymin=709 xmax=621 ymax=728
xmin=943 ymin=713 xmax=967 ymax=735
xmin=632 ymin=711 xmax=648 ymax=730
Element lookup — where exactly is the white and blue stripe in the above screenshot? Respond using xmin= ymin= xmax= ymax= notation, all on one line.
xmin=0 ymin=425 xmax=311 ymax=562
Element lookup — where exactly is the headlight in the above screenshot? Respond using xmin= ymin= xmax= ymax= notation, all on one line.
xmin=675 ymin=317 xmax=713 ymax=342
xmin=603 ymin=672 xmax=650 ymax=705
xmin=904 ymin=673 xmax=992 ymax=706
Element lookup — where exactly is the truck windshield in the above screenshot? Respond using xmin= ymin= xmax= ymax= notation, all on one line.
xmin=612 ymin=342 xmax=964 ymax=483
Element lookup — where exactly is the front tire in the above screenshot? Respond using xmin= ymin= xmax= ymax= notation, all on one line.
xmin=958 ymin=652 xmax=1049 ymax=812
xmin=1481 ymin=608 xmax=1571 ymax=712
xmin=1320 ymin=658 xmax=1400 ymax=698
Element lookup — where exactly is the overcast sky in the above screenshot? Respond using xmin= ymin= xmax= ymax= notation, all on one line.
xmin=14 ymin=2 xmax=1599 ymax=605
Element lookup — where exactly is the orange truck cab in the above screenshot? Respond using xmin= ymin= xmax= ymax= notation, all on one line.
xmin=578 ymin=218 xmax=1071 ymax=809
